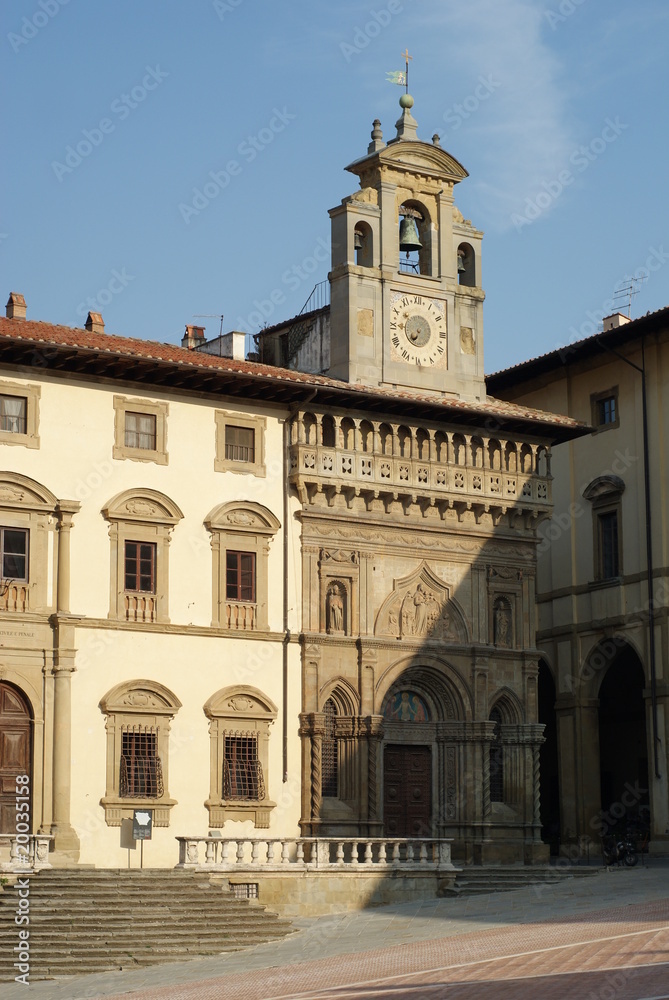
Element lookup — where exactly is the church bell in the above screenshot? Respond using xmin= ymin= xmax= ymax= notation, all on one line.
xmin=354 ymin=230 xmax=364 ymax=251
xmin=399 ymin=216 xmax=422 ymax=253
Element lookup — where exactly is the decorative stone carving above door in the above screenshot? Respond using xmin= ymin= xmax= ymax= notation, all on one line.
xmin=374 ymin=562 xmax=468 ymax=642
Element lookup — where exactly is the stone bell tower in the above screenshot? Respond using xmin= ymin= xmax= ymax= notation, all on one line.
xmin=327 ymin=94 xmax=485 ymax=401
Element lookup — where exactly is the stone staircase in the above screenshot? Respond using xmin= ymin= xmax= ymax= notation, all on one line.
xmin=449 ymin=864 xmax=602 ymax=896
xmin=0 ymin=869 xmax=294 ymax=981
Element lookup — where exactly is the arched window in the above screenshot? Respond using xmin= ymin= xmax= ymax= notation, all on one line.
xmin=457 ymin=242 xmax=476 ymax=287
xmin=322 ymin=698 xmax=338 ymax=797
xmin=399 ymin=202 xmax=432 ymax=276
xmin=354 ymin=221 xmax=373 ymax=267
xmin=489 ymin=706 xmax=504 ymax=803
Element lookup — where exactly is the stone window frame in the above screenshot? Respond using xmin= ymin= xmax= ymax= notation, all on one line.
xmin=583 ymin=475 xmax=625 ymax=585
xmin=113 ymin=395 xmax=169 ymax=466
xmin=0 ymin=379 xmax=40 ymax=450
xmin=102 ymin=489 xmax=184 ymax=624
xmin=204 ymin=501 xmax=280 ymax=631
xmin=590 ymin=386 xmax=619 ymax=432
xmin=204 ymin=685 xmax=277 ymax=828
xmin=215 ymin=410 xmax=266 ymax=477
xmin=99 ymin=679 xmax=181 ymax=827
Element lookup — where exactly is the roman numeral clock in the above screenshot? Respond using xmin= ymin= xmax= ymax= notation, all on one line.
xmin=390 ymin=293 xmax=447 ymax=368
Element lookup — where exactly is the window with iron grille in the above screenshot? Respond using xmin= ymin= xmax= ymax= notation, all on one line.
xmin=124 ymin=541 xmax=156 ymax=593
xmin=223 ymin=734 xmax=265 ymax=800
xmin=119 ymin=728 xmax=164 ymax=798
xmin=321 ymin=698 xmax=338 ymax=797
xmin=0 ymin=527 xmax=28 ymax=581
xmin=598 ymin=510 xmax=620 ymax=579
xmin=125 ymin=411 xmax=157 ymax=451
xmin=0 ymin=395 xmax=27 ymax=435
xmin=489 ymin=707 xmax=504 ymax=803
xmin=230 ymin=882 xmax=259 ymax=899
xmin=226 ymin=551 xmax=255 ymax=602
xmin=225 ymin=425 xmax=255 ymax=464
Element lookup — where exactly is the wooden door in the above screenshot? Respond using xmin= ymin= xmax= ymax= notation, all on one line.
xmin=383 ymin=744 xmax=431 ymax=837
xmin=0 ymin=683 xmax=31 ymax=833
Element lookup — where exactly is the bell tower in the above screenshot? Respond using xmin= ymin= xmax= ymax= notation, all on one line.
xmin=327 ymin=94 xmax=485 ymax=401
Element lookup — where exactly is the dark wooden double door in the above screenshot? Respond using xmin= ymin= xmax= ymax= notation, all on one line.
xmin=383 ymin=744 xmax=431 ymax=837
xmin=0 ymin=683 xmax=32 ymax=833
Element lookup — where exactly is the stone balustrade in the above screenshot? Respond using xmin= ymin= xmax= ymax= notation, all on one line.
xmin=0 ymin=834 xmax=52 ymax=872
xmin=176 ymin=836 xmax=455 ymax=871
xmin=289 ymin=411 xmax=552 ymax=511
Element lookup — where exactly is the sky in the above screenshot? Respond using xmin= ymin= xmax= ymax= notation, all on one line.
xmin=3 ymin=0 xmax=669 ymax=375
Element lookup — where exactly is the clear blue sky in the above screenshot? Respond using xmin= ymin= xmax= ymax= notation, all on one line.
xmin=3 ymin=0 xmax=668 ymax=374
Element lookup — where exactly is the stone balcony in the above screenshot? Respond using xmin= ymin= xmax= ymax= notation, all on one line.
xmin=289 ymin=411 xmax=552 ymax=519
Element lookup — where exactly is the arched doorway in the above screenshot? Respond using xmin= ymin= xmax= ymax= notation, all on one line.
xmin=0 ymin=682 xmax=32 ymax=832
xmin=382 ymin=689 xmax=432 ymax=837
xmin=538 ymin=661 xmax=560 ymax=854
xmin=598 ymin=646 xmax=649 ymax=836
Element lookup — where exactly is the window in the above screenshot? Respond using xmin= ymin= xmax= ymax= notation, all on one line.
xmin=124 ymin=412 xmax=157 ymax=451
xmin=321 ymin=699 xmax=338 ymax=797
xmin=598 ymin=510 xmax=619 ymax=579
xmin=224 ymin=735 xmax=264 ymax=799
xmin=100 ymin=680 xmax=181 ymax=827
xmin=591 ymin=388 xmax=619 ymax=431
xmin=124 ymin=541 xmax=156 ymax=593
xmin=0 ymin=527 xmax=28 ymax=581
xmin=205 ymin=501 xmax=280 ymax=631
xmin=226 ymin=551 xmax=255 ymax=602
xmin=0 ymin=395 xmax=26 ymax=434
xmin=103 ymin=489 xmax=183 ymax=623
xmin=583 ymin=476 xmax=624 ymax=584
xmin=215 ymin=410 xmax=266 ymax=477
xmin=204 ymin=686 xmax=277 ymax=828
xmin=120 ymin=729 xmax=163 ymax=798
xmin=0 ymin=380 xmax=40 ymax=449
xmin=225 ymin=425 xmax=255 ymax=464
xmin=113 ymin=396 xmax=168 ymax=465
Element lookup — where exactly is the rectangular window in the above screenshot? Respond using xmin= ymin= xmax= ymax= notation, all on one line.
xmin=125 ymin=412 xmax=157 ymax=451
xmin=0 ymin=395 xmax=27 ymax=434
xmin=226 ymin=551 xmax=256 ymax=602
xmin=597 ymin=396 xmax=616 ymax=426
xmin=225 ymin=425 xmax=255 ymax=464
xmin=124 ymin=541 xmax=156 ymax=593
xmin=0 ymin=527 xmax=28 ymax=581
xmin=598 ymin=511 xmax=619 ymax=579
xmin=223 ymin=735 xmax=264 ymax=799
xmin=120 ymin=729 xmax=163 ymax=798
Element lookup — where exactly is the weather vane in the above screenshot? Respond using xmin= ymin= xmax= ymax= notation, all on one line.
xmin=386 ymin=48 xmax=412 ymax=94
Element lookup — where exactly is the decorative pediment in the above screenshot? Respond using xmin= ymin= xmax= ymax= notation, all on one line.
xmin=374 ymin=562 xmax=468 ymax=643
xmin=205 ymin=501 xmax=280 ymax=535
xmin=347 ymin=141 xmax=468 ymax=184
xmin=0 ymin=472 xmax=58 ymax=511
xmin=582 ymin=475 xmax=625 ymax=502
xmin=100 ymin=680 xmax=181 ymax=716
xmin=204 ymin=685 xmax=278 ymax=721
xmin=102 ymin=489 xmax=184 ymax=525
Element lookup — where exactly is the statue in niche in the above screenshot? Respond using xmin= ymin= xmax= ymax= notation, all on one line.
xmin=494 ymin=598 xmax=512 ymax=647
xmin=327 ymin=584 xmax=345 ymax=634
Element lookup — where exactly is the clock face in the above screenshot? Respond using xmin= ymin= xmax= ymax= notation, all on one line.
xmin=389 ymin=293 xmax=447 ymax=367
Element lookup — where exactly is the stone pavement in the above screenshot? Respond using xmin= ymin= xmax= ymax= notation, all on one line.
xmin=3 ymin=861 xmax=669 ymax=999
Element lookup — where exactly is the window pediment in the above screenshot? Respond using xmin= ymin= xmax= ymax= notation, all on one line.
xmin=102 ymin=489 xmax=184 ymax=525
xmin=100 ymin=680 xmax=181 ymax=717
xmin=204 ymin=501 xmax=280 ymax=536
xmin=0 ymin=472 xmax=58 ymax=511
xmin=582 ymin=475 xmax=625 ymax=503
xmin=205 ymin=685 xmax=277 ymax=721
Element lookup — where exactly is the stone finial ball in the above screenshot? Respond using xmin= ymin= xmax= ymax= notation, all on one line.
xmin=399 ymin=93 xmax=414 ymax=109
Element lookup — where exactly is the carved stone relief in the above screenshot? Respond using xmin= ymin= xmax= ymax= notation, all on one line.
xmin=375 ymin=563 xmax=468 ymax=642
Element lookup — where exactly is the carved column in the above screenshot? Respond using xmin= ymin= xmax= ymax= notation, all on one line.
xmin=366 ymin=715 xmax=384 ymax=834
xmin=50 ymin=617 xmax=80 ymax=860
xmin=55 ymin=501 xmax=80 ymax=614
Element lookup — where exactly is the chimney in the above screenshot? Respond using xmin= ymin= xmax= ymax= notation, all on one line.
xmin=602 ymin=312 xmax=631 ymax=332
xmin=219 ymin=330 xmax=246 ymax=360
xmin=5 ymin=292 xmax=26 ymax=320
xmin=182 ymin=324 xmax=206 ymax=350
xmin=85 ymin=311 xmax=105 ymax=334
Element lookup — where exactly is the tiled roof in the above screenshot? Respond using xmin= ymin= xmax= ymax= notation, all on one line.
xmin=0 ymin=315 xmax=586 ymax=437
